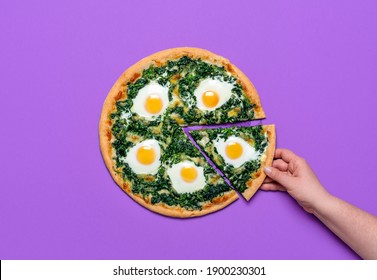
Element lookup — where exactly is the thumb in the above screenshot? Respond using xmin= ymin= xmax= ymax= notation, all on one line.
xmin=264 ymin=166 xmax=292 ymax=188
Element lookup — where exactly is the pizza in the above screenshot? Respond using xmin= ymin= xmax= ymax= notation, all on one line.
xmin=99 ymin=47 xmax=275 ymax=218
xmin=190 ymin=125 xmax=276 ymax=200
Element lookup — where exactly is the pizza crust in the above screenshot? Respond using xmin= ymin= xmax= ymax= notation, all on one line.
xmin=133 ymin=190 xmax=239 ymax=218
xmin=243 ymin=125 xmax=276 ymax=201
xmin=99 ymin=47 xmax=267 ymax=217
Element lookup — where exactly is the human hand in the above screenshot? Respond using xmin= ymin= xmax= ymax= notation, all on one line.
xmin=261 ymin=148 xmax=330 ymax=214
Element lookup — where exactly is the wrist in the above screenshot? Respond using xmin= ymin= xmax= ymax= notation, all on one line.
xmin=311 ymin=190 xmax=334 ymax=218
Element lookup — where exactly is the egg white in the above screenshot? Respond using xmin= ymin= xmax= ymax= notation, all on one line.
xmin=194 ymin=78 xmax=234 ymax=111
xmin=214 ymin=136 xmax=259 ymax=168
xmin=132 ymin=81 xmax=169 ymax=120
xmin=167 ymin=160 xmax=206 ymax=194
xmin=124 ymin=139 xmax=161 ymax=175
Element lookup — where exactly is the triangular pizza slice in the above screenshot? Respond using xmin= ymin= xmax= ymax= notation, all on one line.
xmin=190 ymin=124 xmax=276 ymax=200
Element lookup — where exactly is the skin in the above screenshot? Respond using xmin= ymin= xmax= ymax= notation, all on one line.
xmin=261 ymin=148 xmax=377 ymax=260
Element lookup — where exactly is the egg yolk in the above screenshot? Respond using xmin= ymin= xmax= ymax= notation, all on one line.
xmin=145 ymin=94 xmax=163 ymax=114
xmin=202 ymin=90 xmax=220 ymax=108
xmin=136 ymin=146 xmax=156 ymax=165
xmin=226 ymin=142 xmax=243 ymax=159
xmin=180 ymin=165 xmax=198 ymax=182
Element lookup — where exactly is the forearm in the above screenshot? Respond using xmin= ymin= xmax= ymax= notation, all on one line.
xmin=312 ymin=194 xmax=377 ymax=259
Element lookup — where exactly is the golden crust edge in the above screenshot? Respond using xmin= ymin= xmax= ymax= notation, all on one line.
xmin=242 ymin=125 xmax=276 ymax=201
xmin=134 ymin=190 xmax=239 ymax=218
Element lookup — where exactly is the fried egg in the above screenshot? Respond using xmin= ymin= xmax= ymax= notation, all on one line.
xmin=214 ymin=136 xmax=259 ymax=168
xmin=125 ymin=139 xmax=161 ymax=174
xmin=132 ymin=82 xmax=169 ymax=120
xmin=167 ymin=160 xmax=206 ymax=194
xmin=194 ymin=78 xmax=234 ymax=111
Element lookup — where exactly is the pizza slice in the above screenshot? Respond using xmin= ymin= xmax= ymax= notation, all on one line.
xmin=190 ymin=125 xmax=276 ymax=200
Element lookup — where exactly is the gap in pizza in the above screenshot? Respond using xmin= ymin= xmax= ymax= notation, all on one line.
xmin=99 ymin=47 xmax=276 ymax=218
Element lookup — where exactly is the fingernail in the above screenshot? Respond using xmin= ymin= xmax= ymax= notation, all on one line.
xmin=264 ymin=167 xmax=272 ymax=174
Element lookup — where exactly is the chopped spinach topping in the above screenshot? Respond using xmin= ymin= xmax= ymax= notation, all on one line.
xmin=109 ymin=56 xmax=261 ymax=211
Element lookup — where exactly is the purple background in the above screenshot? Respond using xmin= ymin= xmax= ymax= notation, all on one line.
xmin=1 ymin=0 xmax=376 ymax=260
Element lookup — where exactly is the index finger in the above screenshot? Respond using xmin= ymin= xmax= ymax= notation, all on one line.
xmin=274 ymin=148 xmax=298 ymax=163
